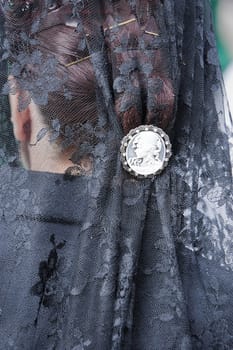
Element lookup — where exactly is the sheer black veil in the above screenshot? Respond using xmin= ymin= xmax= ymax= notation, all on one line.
xmin=0 ymin=1 xmax=233 ymax=349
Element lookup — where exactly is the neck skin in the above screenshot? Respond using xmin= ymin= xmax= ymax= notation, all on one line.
xmin=9 ymin=92 xmax=92 ymax=174
xmin=25 ymin=106 xmax=75 ymax=173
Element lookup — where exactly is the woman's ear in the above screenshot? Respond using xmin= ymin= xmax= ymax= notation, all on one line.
xmin=9 ymin=92 xmax=31 ymax=142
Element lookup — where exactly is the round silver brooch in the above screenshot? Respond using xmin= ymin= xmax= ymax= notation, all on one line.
xmin=120 ymin=125 xmax=172 ymax=178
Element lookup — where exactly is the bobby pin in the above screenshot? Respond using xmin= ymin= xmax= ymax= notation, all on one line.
xmin=104 ymin=18 xmax=159 ymax=37
xmin=65 ymin=18 xmax=136 ymax=68
xmin=144 ymin=30 xmax=159 ymax=37
xmin=65 ymin=19 xmax=159 ymax=67
xmin=65 ymin=55 xmax=91 ymax=68
xmin=103 ymin=18 xmax=136 ymax=32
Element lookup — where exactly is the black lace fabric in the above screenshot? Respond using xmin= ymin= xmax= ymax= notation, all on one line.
xmin=0 ymin=1 xmax=233 ymax=349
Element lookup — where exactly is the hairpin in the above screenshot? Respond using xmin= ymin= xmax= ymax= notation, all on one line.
xmin=65 ymin=55 xmax=91 ymax=68
xmin=65 ymin=18 xmax=159 ymax=67
xmin=103 ymin=18 xmax=136 ymax=32
xmin=103 ymin=18 xmax=159 ymax=37
xmin=144 ymin=30 xmax=159 ymax=37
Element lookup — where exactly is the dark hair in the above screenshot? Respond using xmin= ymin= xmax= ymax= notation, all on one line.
xmin=37 ymin=25 xmax=97 ymax=128
xmin=102 ymin=0 xmax=175 ymax=132
xmin=2 ymin=0 xmax=174 ymax=135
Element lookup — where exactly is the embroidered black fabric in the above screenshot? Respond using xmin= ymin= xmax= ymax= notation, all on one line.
xmin=0 ymin=1 xmax=233 ymax=349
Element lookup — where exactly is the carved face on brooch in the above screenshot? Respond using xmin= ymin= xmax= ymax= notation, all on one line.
xmin=120 ymin=126 xmax=172 ymax=178
xmin=132 ymin=132 xmax=162 ymax=161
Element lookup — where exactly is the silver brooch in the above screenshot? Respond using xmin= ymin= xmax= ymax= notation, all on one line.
xmin=120 ymin=125 xmax=172 ymax=178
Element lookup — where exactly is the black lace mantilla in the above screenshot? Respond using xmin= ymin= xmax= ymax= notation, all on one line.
xmin=0 ymin=1 xmax=233 ymax=349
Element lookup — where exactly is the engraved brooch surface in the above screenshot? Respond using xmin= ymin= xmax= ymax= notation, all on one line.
xmin=120 ymin=125 xmax=172 ymax=178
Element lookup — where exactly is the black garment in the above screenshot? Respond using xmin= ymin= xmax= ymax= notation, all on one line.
xmin=0 ymin=0 xmax=233 ymax=349
xmin=0 ymin=165 xmax=233 ymax=350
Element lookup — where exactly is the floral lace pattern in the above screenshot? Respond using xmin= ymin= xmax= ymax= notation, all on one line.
xmin=0 ymin=1 xmax=233 ymax=349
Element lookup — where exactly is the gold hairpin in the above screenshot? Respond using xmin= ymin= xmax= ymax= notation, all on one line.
xmin=104 ymin=18 xmax=136 ymax=32
xmin=65 ymin=55 xmax=91 ymax=68
xmin=65 ymin=19 xmax=159 ymax=68
xmin=144 ymin=30 xmax=159 ymax=37
xmin=65 ymin=19 xmax=136 ymax=67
